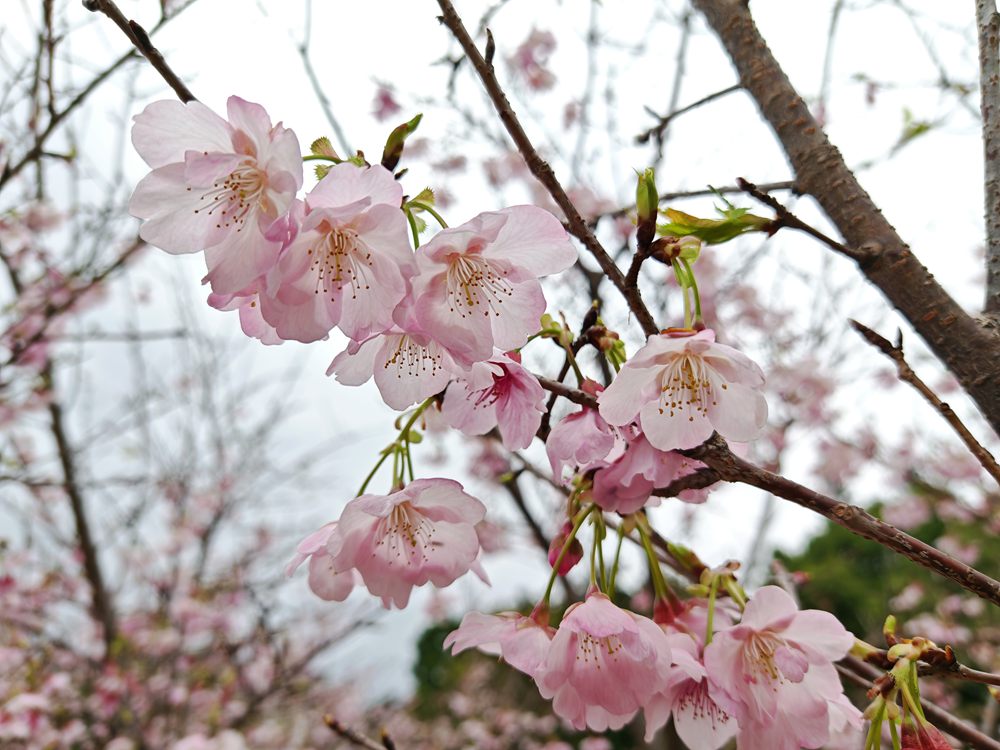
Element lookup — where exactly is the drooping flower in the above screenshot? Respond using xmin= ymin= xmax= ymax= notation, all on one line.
xmin=703 ymin=586 xmax=854 ymax=738
xmin=326 ymin=298 xmax=465 ymax=410
xmin=598 ymin=329 xmax=767 ymax=451
xmin=258 ymin=163 xmax=413 ymax=343
xmin=444 ymin=609 xmax=554 ymax=677
xmin=534 ymin=591 xmax=673 ymax=732
xmin=901 ymin=720 xmax=952 ymax=750
xmin=129 ymin=96 xmax=303 ymax=295
xmin=284 ymin=523 xmax=357 ymax=602
xmin=546 ymin=379 xmax=616 ymax=483
xmin=589 ymin=426 xmax=709 ymax=514
xmin=207 ymin=289 xmax=282 ymax=345
xmin=410 ymin=205 xmax=576 ymax=368
xmin=643 ymin=634 xmax=736 ymax=749
xmin=547 ymin=522 xmax=584 ymax=576
xmin=440 ymin=351 xmax=546 ymax=450
xmin=331 ymin=478 xmax=486 ymax=608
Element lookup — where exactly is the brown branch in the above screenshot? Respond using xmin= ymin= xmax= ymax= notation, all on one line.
xmin=978 ymin=0 xmax=1000 ymax=316
xmin=45 ymin=367 xmax=117 ymax=653
xmin=691 ymin=0 xmax=1000 ymax=436
xmin=84 ymin=0 xmax=195 ymax=103
xmin=686 ymin=435 xmax=1000 ymax=607
xmin=737 ymin=177 xmax=865 ymax=261
xmin=536 ymin=376 xmax=598 ymax=409
xmin=651 ymin=467 xmax=720 ymax=498
xmin=324 ymin=715 xmax=396 ymax=750
xmin=839 ymin=657 xmax=1000 ymax=750
xmin=850 ymin=320 xmax=1000 ymax=486
xmin=637 ymin=84 xmax=741 ymax=146
xmin=435 ymin=0 xmax=659 ymax=337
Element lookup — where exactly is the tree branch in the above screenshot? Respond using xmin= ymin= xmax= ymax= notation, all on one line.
xmin=977 ymin=0 xmax=1000 ymax=316
xmin=686 ymin=435 xmax=1000 ymax=607
xmin=435 ymin=0 xmax=659 ymax=337
xmin=84 ymin=0 xmax=195 ymax=103
xmin=850 ymin=320 xmax=1000 ymax=486
xmin=690 ymin=0 xmax=1000 ymax=435
xmin=324 ymin=716 xmax=396 ymax=750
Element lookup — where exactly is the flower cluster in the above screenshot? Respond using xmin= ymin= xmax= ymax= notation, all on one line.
xmin=446 ymin=586 xmax=861 ymax=747
xmin=127 ymin=96 xmax=866 ymax=748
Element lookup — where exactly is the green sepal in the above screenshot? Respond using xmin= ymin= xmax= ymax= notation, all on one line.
xmin=657 ymin=205 xmax=770 ymax=244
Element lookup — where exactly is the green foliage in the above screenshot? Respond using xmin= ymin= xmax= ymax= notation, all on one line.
xmin=656 ymin=202 xmax=770 ymax=245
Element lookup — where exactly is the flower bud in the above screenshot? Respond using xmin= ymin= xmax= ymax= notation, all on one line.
xmin=635 ymin=167 xmax=658 ymax=249
xmin=901 ymin=722 xmax=952 ymax=750
xmin=548 ymin=522 xmax=584 ymax=576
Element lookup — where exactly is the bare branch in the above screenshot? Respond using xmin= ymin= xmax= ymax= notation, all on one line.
xmin=84 ymin=0 xmax=195 ymax=103
xmin=687 ymin=435 xmax=1000 ymax=607
xmin=536 ymin=375 xmax=598 ymax=409
xmin=850 ymin=320 xmax=1000 ymax=486
xmin=637 ymin=84 xmax=741 ymax=147
xmin=324 ymin=715 xmax=396 ymax=750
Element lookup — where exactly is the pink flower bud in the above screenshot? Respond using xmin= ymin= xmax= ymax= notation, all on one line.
xmin=547 ymin=522 xmax=583 ymax=576
xmin=901 ymin=722 xmax=952 ymax=750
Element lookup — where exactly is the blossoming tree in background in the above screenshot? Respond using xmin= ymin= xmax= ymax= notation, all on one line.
xmin=5 ymin=0 xmax=1000 ymax=747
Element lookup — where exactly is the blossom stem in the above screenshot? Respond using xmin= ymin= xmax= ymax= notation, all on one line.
xmin=637 ymin=522 xmax=669 ymax=602
xmin=542 ymin=503 xmax=594 ymax=605
xmin=408 ymin=201 xmax=448 ymax=228
xmin=672 ymin=259 xmax=692 ymax=328
xmin=681 ymin=257 xmax=703 ymax=324
xmin=302 ymin=154 xmax=339 ymax=162
xmin=356 ymin=449 xmax=392 ymax=496
xmin=704 ymin=574 xmax=720 ymax=646
xmin=608 ymin=524 xmax=626 ymax=593
xmin=595 ymin=515 xmax=608 ymax=592
xmin=405 ymin=208 xmax=421 ymax=249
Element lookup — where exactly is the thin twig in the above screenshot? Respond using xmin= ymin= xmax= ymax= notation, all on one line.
xmin=686 ymin=435 xmax=1000 ymax=607
xmin=977 ymin=0 xmax=1000 ymax=315
xmin=84 ymin=0 xmax=195 ymax=102
xmin=298 ymin=0 xmax=353 ymax=157
xmin=536 ymin=376 xmax=598 ymax=409
xmin=637 ymin=84 xmax=741 ymax=146
xmin=324 ymin=715 xmax=396 ymax=750
xmin=435 ymin=0 xmax=659 ymax=337
xmin=737 ymin=177 xmax=867 ymax=261
xmin=850 ymin=320 xmax=1000 ymax=484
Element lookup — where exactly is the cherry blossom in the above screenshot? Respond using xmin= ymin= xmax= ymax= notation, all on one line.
xmin=642 ymin=633 xmax=736 ymax=749
xmin=534 ymin=591 xmax=673 ymax=732
xmin=258 ymin=163 xmax=413 ymax=343
xmin=130 ymin=96 xmax=303 ymax=295
xmin=589 ymin=426 xmax=709 ymax=514
xmin=444 ymin=610 xmax=554 ymax=676
xmin=285 ymin=523 xmax=357 ymax=602
xmin=331 ymin=479 xmax=486 ymax=608
xmin=546 ymin=380 xmax=616 ymax=483
xmin=703 ymin=586 xmax=854 ymax=744
xmin=598 ymin=329 xmax=767 ymax=451
xmin=441 ymin=351 xmax=546 ymax=450
xmin=326 ymin=300 xmax=465 ymax=410
xmin=409 ymin=205 xmax=576 ymax=367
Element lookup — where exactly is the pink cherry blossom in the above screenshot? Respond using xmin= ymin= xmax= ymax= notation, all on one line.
xmin=326 ymin=298 xmax=465 ymax=409
xmin=589 ymin=426 xmax=709 ymax=514
xmin=598 ymin=329 xmax=767 ymax=451
xmin=546 ymin=380 xmax=616 ymax=483
xmin=643 ymin=634 xmax=736 ymax=748
xmin=409 ymin=205 xmax=576 ymax=368
xmin=285 ymin=523 xmax=357 ymax=602
xmin=547 ymin=522 xmax=584 ymax=576
xmin=129 ymin=96 xmax=302 ymax=295
xmin=534 ymin=591 xmax=673 ymax=732
xmin=703 ymin=586 xmax=854 ymax=735
xmin=441 ymin=351 xmax=545 ymax=450
xmin=331 ymin=478 xmax=486 ymax=608
xmin=444 ymin=610 xmax=554 ymax=676
xmin=207 ymin=290 xmax=282 ymax=345
xmin=258 ymin=163 xmax=413 ymax=342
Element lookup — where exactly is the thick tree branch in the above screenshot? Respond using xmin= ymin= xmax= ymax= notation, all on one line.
xmin=850 ymin=320 xmax=1000 ymax=486
xmin=691 ymin=0 xmax=1000 ymax=435
xmin=687 ymin=435 xmax=1000 ymax=607
xmin=435 ymin=0 xmax=659 ymax=337
xmin=978 ymin=0 xmax=1000 ymax=315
